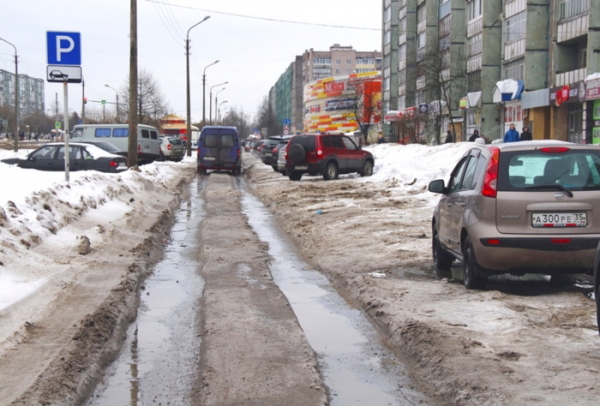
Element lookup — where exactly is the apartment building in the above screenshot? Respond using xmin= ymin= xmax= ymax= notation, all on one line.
xmin=270 ymin=45 xmax=382 ymax=135
xmin=302 ymin=44 xmax=382 ymax=85
xmin=382 ymin=0 xmax=600 ymax=144
xmin=0 ymin=69 xmax=45 ymax=124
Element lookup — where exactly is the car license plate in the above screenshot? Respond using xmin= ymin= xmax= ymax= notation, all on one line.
xmin=265 ymin=153 xmax=272 ymax=157
xmin=295 ymin=166 xmax=308 ymax=170
xmin=532 ymin=212 xmax=587 ymax=227
xmin=118 ymin=162 xmax=126 ymax=168
xmin=204 ymin=157 xmax=215 ymax=161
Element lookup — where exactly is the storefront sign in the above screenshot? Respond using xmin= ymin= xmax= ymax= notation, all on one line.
xmin=593 ymin=100 xmax=600 ymax=145
xmin=550 ymin=82 xmax=584 ymax=105
xmin=586 ymin=77 xmax=600 ymax=100
xmin=325 ymin=99 xmax=356 ymax=111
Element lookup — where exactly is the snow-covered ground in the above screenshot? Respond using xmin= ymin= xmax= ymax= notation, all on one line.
xmin=0 ymin=141 xmax=471 ymax=311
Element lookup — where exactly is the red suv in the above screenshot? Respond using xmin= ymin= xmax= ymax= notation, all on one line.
xmin=284 ymin=133 xmax=374 ymax=181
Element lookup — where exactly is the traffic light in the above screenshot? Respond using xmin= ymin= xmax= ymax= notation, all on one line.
xmin=83 ymin=97 xmax=87 ymax=104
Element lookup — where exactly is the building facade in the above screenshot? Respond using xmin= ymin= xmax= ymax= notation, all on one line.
xmin=382 ymin=0 xmax=600 ymax=144
xmin=0 ymin=69 xmax=45 ymax=125
xmin=269 ymin=45 xmax=382 ymax=137
xmin=302 ymin=44 xmax=382 ymax=86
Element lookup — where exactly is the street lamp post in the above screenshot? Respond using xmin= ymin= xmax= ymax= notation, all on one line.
xmin=214 ymin=87 xmax=227 ymax=125
xmin=104 ymin=84 xmax=119 ymax=122
xmin=0 ymin=37 xmax=19 ymax=152
xmin=202 ymin=60 xmax=218 ymax=128
xmin=218 ymin=100 xmax=228 ymax=124
xmin=186 ymin=16 xmax=210 ymax=157
xmin=209 ymin=82 xmax=227 ymax=125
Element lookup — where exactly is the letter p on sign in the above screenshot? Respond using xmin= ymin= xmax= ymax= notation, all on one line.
xmin=47 ymin=31 xmax=81 ymax=65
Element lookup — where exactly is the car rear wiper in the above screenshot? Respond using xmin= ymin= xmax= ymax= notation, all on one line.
xmin=524 ymin=184 xmax=574 ymax=197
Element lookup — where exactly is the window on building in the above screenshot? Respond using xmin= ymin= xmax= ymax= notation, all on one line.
xmin=468 ymin=33 xmax=482 ymax=57
xmin=503 ymin=59 xmax=524 ymax=81
xmin=504 ymin=105 xmax=523 ymax=123
xmin=347 ymin=60 xmax=352 ymax=65
xmin=505 ymin=11 xmax=526 ymax=43
xmin=335 ymin=60 xmax=341 ymax=65
xmin=335 ymin=69 xmax=340 ymax=74
xmin=467 ymin=70 xmax=481 ymax=92
xmin=417 ymin=32 xmax=426 ymax=49
xmin=385 ymin=30 xmax=391 ymax=45
xmin=399 ymin=44 xmax=406 ymax=62
xmin=417 ymin=4 xmax=426 ymax=22
xmin=384 ymin=5 xmax=392 ymax=23
xmin=559 ymin=0 xmax=590 ymax=20
xmin=468 ymin=0 xmax=482 ymax=21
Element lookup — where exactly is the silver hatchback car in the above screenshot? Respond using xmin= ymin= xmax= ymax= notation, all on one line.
xmin=429 ymin=140 xmax=600 ymax=289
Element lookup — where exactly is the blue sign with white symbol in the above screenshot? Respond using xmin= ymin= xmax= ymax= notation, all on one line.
xmin=47 ymin=31 xmax=81 ymax=65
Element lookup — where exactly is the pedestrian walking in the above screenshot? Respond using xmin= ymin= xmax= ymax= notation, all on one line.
xmin=520 ymin=126 xmax=532 ymax=141
xmin=503 ymin=123 xmax=520 ymax=143
xmin=468 ymin=129 xmax=480 ymax=142
xmin=444 ymin=130 xmax=453 ymax=143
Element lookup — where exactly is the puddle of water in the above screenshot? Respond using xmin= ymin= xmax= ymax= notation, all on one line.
xmin=87 ymin=181 xmax=205 ymax=406
xmin=241 ymin=189 xmax=431 ymax=406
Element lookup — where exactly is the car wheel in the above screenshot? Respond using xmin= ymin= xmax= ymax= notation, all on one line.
xmin=271 ymin=165 xmax=278 ymax=172
xmin=360 ymin=160 xmax=373 ymax=177
xmin=288 ymin=144 xmax=306 ymax=164
xmin=433 ymin=227 xmax=453 ymax=273
xmin=288 ymin=171 xmax=302 ymax=181
xmin=323 ymin=162 xmax=338 ymax=180
xmin=463 ymin=236 xmax=487 ymax=289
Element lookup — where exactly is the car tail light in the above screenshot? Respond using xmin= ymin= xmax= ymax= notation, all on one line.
xmin=167 ymin=144 xmax=172 ymax=151
xmin=485 ymin=239 xmax=501 ymax=245
xmin=482 ymin=147 xmax=500 ymax=198
xmin=137 ymin=144 xmax=141 ymax=153
xmin=551 ymin=238 xmax=572 ymax=244
xmin=109 ymin=160 xmax=120 ymax=168
xmin=539 ymin=147 xmax=570 ymax=154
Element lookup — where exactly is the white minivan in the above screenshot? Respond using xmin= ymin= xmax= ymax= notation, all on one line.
xmin=71 ymin=124 xmax=162 ymax=164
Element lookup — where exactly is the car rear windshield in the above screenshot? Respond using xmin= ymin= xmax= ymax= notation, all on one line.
xmin=498 ymin=149 xmax=600 ymax=191
xmin=289 ymin=135 xmax=316 ymax=152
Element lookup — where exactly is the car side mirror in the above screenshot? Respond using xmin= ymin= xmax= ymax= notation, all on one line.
xmin=428 ymin=179 xmax=446 ymax=194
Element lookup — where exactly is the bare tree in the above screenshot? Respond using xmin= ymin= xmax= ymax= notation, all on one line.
xmin=221 ymin=106 xmax=252 ymax=138
xmin=255 ymin=96 xmax=278 ymax=137
xmin=422 ymin=31 xmax=466 ymax=144
xmin=120 ymin=68 xmax=170 ymax=128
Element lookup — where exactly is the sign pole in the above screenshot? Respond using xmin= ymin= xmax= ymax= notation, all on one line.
xmin=63 ymin=80 xmax=70 ymax=182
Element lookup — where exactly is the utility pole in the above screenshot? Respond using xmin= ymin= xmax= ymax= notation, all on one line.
xmin=128 ymin=0 xmax=138 ymax=167
xmin=81 ymin=79 xmax=85 ymax=124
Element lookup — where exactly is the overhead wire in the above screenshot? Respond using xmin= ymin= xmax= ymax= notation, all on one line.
xmin=144 ymin=0 xmax=380 ymax=31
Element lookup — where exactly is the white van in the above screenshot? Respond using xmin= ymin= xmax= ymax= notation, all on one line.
xmin=71 ymin=124 xmax=162 ymax=164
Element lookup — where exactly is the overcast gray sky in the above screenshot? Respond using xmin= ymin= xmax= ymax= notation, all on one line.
xmin=1 ymin=0 xmax=381 ymax=123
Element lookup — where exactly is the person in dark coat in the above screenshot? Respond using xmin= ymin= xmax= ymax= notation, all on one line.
xmin=520 ymin=126 xmax=532 ymax=141
xmin=468 ymin=129 xmax=480 ymax=142
xmin=444 ymin=131 xmax=453 ymax=143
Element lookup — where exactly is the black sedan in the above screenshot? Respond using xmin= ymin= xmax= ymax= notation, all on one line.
xmin=1 ymin=142 xmax=128 ymax=173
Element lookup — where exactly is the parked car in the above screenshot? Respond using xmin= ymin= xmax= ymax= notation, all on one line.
xmin=428 ymin=140 xmax=600 ymax=290
xmin=259 ymin=136 xmax=292 ymax=166
xmin=159 ymin=135 xmax=185 ymax=162
xmin=196 ymin=126 xmax=242 ymax=175
xmin=272 ymin=139 xmax=291 ymax=173
xmin=77 ymin=140 xmax=125 ymax=155
xmin=251 ymin=140 xmax=265 ymax=157
xmin=284 ymin=133 xmax=374 ymax=181
xmin=0 ymin=142 xmax=128 ymax=173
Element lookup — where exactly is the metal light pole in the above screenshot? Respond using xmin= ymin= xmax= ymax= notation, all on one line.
xmin=105 ymin=84 xmax=119 ymax=122
xmin=218 ymin=100 xmax=228 ymax=125
xmin=186 ymin=16 xmax=210 ymax=157
xmin=202 ymin=60 xmax=218 ymax=128
xmin=0 ymin=37 xmax=19 ymax=152
xmin=214 ymin=87 xmax=227 ymax=125
xmin=209 ymin=82 xmax=227 ymax=125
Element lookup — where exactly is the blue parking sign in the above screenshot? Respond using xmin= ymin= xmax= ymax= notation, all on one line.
xmin=47 ymin=31 xmax=81 ymax=65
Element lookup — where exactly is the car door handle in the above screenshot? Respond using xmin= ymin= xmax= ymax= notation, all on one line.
xmin=456 ymin=202 xmax=466 ymax=208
